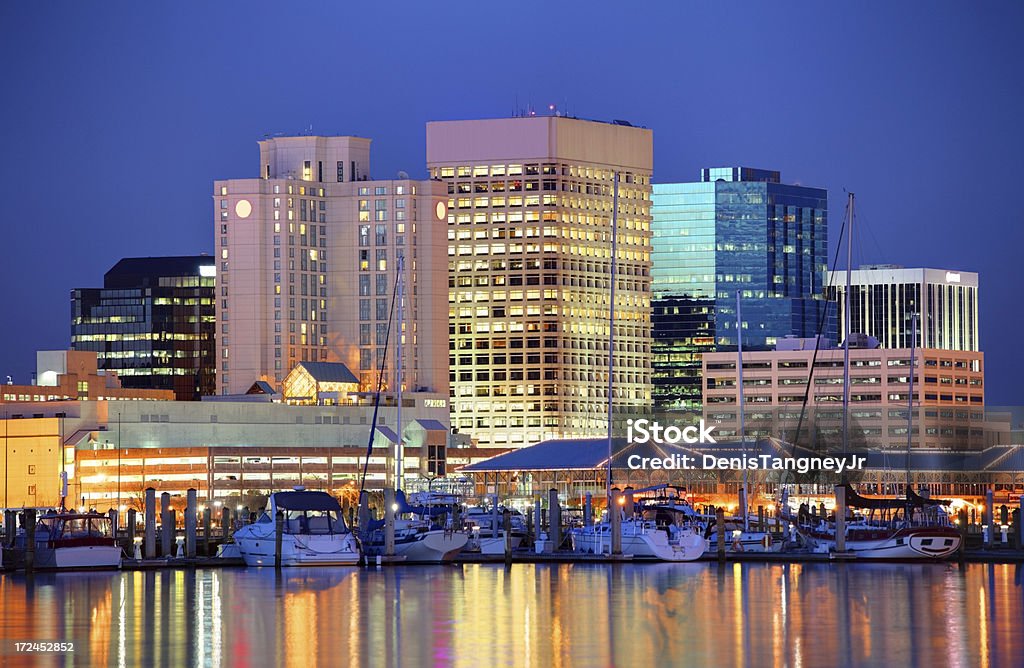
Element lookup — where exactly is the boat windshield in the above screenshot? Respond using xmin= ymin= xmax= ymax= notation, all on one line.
xmin=282 ymin=510 xmax=348 ymax=535
xmin=38 ymin=516 xmax=112 ymax=540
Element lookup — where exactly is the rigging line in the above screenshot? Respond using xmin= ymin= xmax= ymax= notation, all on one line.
xmin=358 ymin=263 xmax=403 ymax=494
xmin=789 ymin=195 xmax=850 ymax=458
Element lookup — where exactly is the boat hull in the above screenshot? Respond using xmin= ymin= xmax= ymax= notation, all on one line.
xmin=801 ymin=526 xmax=961 ymax=560
xmin=466 ymin=533 xmax=523 ymax=555
xmin=395 ymin=531 xmax=469 ymax=563
xmin=572 ymin=526 xmax=705 ymax=562
xmin=2 ymin=545 xmax=122 ymax=571
xmin=233 ymin=527 xmax=360 ymax=567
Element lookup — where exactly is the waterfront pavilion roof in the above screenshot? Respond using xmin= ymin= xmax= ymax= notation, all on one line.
xmin=460 ymin=436 xmax=789 ymax=473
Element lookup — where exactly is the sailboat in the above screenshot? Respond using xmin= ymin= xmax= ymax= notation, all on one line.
xmin=719 ymin=291 xmax=783 ymax=553
xmin=792 ymin=194 xmax=962 ymax=560
xmin=356 ymin=253 xmax=467 ymax=563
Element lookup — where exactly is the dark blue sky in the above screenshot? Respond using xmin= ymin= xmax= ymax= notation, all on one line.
xmin=1 ymin=2 xmax=1022 ymax=402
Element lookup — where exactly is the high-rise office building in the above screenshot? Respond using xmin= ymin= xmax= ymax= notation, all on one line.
xmin=71 ymin=256 xmax=216 ymax=400
xmin=214 ymin=136 xmax=449 ymax=397
xmin=828 ymin=265 xmax=979 ymax=352
xmin=427 ymin=116 xmax=653 ymax=447
xmin=652 ymin=167 xmax=829 ymax=413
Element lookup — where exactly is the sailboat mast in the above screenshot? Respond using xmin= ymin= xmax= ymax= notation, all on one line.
xmin=842 ymin=192 xmax=854 ymax=457
xmin=905 ymin=312 xmax=917 ymax=494
xmin=736 ymin=291 xmax=748 ymax=532
xmin=605 ymin=172 xmax=619 ymax=502
xmin=395 ymin=252 xmax=405 ymax=490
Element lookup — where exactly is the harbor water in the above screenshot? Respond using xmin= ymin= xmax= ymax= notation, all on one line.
xmin=1 ymin=562 xmax=1022 ymax=667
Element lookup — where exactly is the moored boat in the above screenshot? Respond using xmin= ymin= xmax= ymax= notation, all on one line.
xmin=4 ymin=511 xmax=122 ymax=570
xmin=233 ymin=489 xmax=360 ymax=567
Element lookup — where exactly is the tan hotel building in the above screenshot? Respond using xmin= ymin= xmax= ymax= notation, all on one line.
xmin=426 ymin=116 xmax=654 ymax=447
xmin=214 ymin=136 xmax=449 ymax=397
xmin=702 ymin=343 xmax=989 ymax=451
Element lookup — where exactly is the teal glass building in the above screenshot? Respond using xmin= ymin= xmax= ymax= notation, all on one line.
xmin=652 ymin=167 xmax=829 ymax=412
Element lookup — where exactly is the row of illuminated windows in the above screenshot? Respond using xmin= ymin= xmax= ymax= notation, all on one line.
xmin=436 ymin=163 xmax=650 ymax=185
xmin=449 ymin=243 xmax=649 ymax=262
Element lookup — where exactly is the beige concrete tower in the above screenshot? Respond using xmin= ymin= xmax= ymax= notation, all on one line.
xmin=214 ymin=136 xmax=448 ymax=398
xmin=427 ymin=116 xmax=653 ymax=447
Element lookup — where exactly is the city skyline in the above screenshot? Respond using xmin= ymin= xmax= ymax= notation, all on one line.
xmin=1 ymin=3 xmax=1022 ymax=403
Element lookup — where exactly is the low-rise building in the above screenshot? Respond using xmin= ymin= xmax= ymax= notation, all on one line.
xmin=701 ymin=342 xmax=990 ymax=450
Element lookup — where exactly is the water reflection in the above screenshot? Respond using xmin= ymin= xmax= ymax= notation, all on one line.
xmin=1 ymin=563 xmax=1022 ymax=667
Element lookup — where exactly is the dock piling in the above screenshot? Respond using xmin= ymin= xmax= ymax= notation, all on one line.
xmin=24 ymin=509 xmax=36 ymax=573
xmin=716 ymin=507 xmax=726 ymax=562
xmin=503 ymin=509 xmax=512 ymax=567
xmin=384 ymin=488 xmax=396 ymax=557
xmin=160 ymin=493 xmax=171 ymax=557
xmin=624 ymin=487 xmax=634 ymax=518
xmin=162 ymin=509 xmax=175 ymax=559
xmin=185 ymin=489 xmax=197 ymax=559
xmin=491 ymin=493 xmax=499 ymax=538
xmin=274 ymin=509 xmax=284 ymax=569
xmin=584 ymin=492 xmax=593 ymax=528
xmin=834 ymin=485 xmax=847 ymax=553
xmin=127 ymin=509 xmax=137 ymax=553
xmin=203 ymin=506 xmax=212 ymax=557
xmin=144 ymin=488 xmax=156 ymax=559
xmin=548 ymin=489 xmax=561 ymax=551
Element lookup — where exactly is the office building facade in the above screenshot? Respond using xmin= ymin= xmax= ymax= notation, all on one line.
xmin=214 ymin=136 xmax=449 ymax=398
xmin=427 ymin=116 xmax=653 ymax=447
xmin=702 ymin=344 xmax=987 ymax=451
xmin=71 ymin=256 xmax=216 ymax=400
xmin=828 ymin=266 xmax=979 ymax=352
xmin=652 ymin=168 xmax=829 ymax=413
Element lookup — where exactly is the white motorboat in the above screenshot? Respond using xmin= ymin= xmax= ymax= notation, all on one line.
xmin=704 ymin=518 xmax=784 ymax=553
xmin=362 ymin=519 xmax=468 ymax=562
xmin=572 ymin=517 xmax=705 ymax=561
xmin=233 ymin=489 xmax=360 ymax=567
xmin=5 ymin=511 xmax=122 ymax=570
xmin=462 ymin=506 xmax=525 ymax=555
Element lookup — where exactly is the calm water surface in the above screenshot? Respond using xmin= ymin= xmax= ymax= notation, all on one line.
xmin=1 ymin=562 xmax=1022 ymax=667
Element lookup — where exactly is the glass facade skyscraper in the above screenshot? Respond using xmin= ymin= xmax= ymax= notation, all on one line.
xmin=71 ymin=256 xmax=217 ymax=400
xmin=652 ymin=167 xmax=829 ymax=412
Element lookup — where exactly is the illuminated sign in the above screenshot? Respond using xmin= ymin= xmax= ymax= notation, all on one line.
xmin=199 ymin=265 xmax=217 ymax=278
xmin=945 ymin=272 xmax=961 ymax=283
xmin=423 ymin=399 xmax=447 ymax=408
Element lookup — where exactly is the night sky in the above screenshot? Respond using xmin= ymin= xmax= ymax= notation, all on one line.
xmin=1 ymin=2 xmax=1021 ymax=403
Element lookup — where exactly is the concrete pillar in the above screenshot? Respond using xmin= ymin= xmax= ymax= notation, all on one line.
xmin=185 ymin=489 xmax=197 ymax=559
xmin=985 ymin=489 xmax=994 ymax=529
xmin=835 ymin=485 xmax=847 ymax=553
xmin=536 ymin=495 xmax=544 ymax=549
xmin=127 ymin=509 xmax=137 ymax=553
xmin=4 ymin=510 xmax=15 ymax=546
xmin=610 ymin=488 xmax=622 ymax=556
xmin=203 ymin=507 xmax=212 ymax=557
xmin=503 ymin=509 xmax=512 ymax=567
xmin=491 ymin=494 xmax=499 ymax=537
xmin=623 ymin=487 xmax=634 ymax=518
xmin=144 ymin=488 xmax=156 ymax=559
xmin=384 ymin=488 xmax=396 ymax=557
xmin=584 ymin=492 xmax=593 ymax=528
xmin=24 ymin=509 xmax=37 ymax=573
xmin=274 ymin=509 xmax=284 ymax=569
xmin=548 ymin=489 xmax=561 ymax=550
xmin=716 ymin=507 xmax=726 ymax=562
xmin=108 ymin=509 xmax=119 ymax=540
xmin=162 ymin=509 xmax=174 ymax=558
